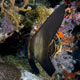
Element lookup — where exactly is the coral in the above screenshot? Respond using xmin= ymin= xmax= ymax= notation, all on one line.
xmin=0 ymin=14 xmax=15 ymax=42
xmin=24 ymin=5 xmax=53 ymax=35
xmin=50 ymin=1 xmax=80 ymax=76
xmin=25 ymin=5 xmax=52 ymax=27
xmin=33 ymin=5 xmax=52 ymax=26
xmin=51 ymin=51 xmax=75 ymax=74
xmin=0 ymin=0 xmax=31 ymax=30
xmin=1 ymin=14 xmax=15 ymax=33
xmin=0 ymin=0 xmax=32 ymax=43
xmin=72 ymin=11 xmax=80 ymax=25
xmin=0 ymin=1 xmax=80 ymax=80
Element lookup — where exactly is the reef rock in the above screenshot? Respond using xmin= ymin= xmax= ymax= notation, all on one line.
xmin=0 ymin=62 xmax=21 ymax=80
xmin=21 ymin=69 xmax=42 ymax=80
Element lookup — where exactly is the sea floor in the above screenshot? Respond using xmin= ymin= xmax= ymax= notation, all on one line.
xmin=0 ymin=55 xmax=50 ymax=80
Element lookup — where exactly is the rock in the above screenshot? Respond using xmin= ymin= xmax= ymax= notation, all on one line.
xmin=21 ymin=69 xmax=42 ymax=80
xmin=0 ymin=62 xmax=21 ymax=80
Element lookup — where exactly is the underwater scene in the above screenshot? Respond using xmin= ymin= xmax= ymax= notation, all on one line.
xmin=0 ymin=0 xmax=80 ymax=80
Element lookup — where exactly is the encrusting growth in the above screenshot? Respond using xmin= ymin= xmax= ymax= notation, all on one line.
xmin=0 ymin=0 xmax=31 ymax=30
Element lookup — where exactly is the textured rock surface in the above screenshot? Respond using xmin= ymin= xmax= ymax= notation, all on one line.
xmin=21 ymin=69 xmax=42 ymax=80
xmin=0 ymin=62 xmax=21 ymax=80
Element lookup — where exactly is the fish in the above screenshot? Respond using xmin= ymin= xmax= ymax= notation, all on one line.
xmin=28 ymin=4 xmax=65 ymax=76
